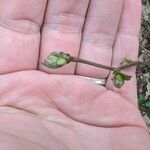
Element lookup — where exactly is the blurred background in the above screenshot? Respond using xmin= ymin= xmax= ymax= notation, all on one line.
xmin=138 ymin=0 xmax=150 ymax=132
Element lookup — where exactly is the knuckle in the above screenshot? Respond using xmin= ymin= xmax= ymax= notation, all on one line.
xmin=82 ymin=32 xmax=114 ymax=49
xmin=0 ymin=17 xmax=40 ymax=34
xmin=43 ymin=13 xmax=85 ymax=33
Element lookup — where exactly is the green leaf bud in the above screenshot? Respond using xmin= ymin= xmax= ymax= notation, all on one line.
xmin=120 ymin=58 xmax=133 ymax=67
xmin=42 ymin=52 xmax=71 ymax=69
xmin=112 ymin=70 xmax=132 ymax=88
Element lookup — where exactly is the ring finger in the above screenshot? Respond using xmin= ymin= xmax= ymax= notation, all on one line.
xmin=76 ymin=0 xmax=124 ymax=78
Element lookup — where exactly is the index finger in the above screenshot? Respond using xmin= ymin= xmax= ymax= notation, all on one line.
xmin=0 ymin=0 xmax=47 ymax=74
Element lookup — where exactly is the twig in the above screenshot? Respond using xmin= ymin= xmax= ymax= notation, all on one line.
xmin=70 ymin=56 xmax=116 ymax=71
xmin=70 ymin=56 xmax=150 ymax=71
xmin=42 ymin=51 xmax=150 ymax=88
xmin=140 ymin=44 xmax=150 ymax=53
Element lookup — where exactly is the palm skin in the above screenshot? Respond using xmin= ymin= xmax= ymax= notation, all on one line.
xmin=0 ymin=0 xmax=150 ymax=150
xmin=0 ymin=71 xmax=150 ymax=150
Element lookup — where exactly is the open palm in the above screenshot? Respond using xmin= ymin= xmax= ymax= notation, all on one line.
xmin=0 ymin=0 xmax=150 ymax=149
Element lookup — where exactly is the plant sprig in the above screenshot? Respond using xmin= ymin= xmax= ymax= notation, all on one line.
xmin=42 ymin=51 xmax=150 ymax=88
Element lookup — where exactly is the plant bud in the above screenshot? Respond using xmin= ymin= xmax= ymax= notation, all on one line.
xmin=112 ymin=70 xmax=132 ymax=88
xmin=112 ymin=72 xmax=125 ymax=88
xmin=120 ymin=58 xmax=133 ymax=66
xmin=43 ymin=52 xmax=71 ymax=69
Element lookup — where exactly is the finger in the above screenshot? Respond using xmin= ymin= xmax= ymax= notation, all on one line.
xmin=39 ymin=0 xmax=90 ymax=74
xmin=76 ymin=0 xmax=124 ymax=78
xmin=0 ymin=0 xmax=47 ymax=74
xmin=106 ymin=0 xmax=141 ymax=104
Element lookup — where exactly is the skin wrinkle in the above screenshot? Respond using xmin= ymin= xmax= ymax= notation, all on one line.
xmin=46 ymin=10 xmax=88 ymax=17
xmin=0 ymin=56 xmax=37 ymax=69
xmin=0 ymin=36 xmax=39 ymax=74
xmin=111 ymin=84 xmax=138 ymax=105
xmin=46 ymin=13 xmax=85 ymax=19
xmin=0 ymin=83 xmax=25 ymax=104
xmin=16 ymin=91 xmax=51 ymax=107
xmin=0 ymin=70 xmax=46 ymax=84
xmin=42 ymin=117 xmax=86 ymax=150
xmin=39 ymin=89 xmax=72 ymax=120
xmin=43 ymin=23 xmax=84 ymax=34
xmin=33 ymin=88 xmax=59 ymax=108
xmin=69 ymin=123 xmax=149 ymax=150
xmin=42 ymin=115 xmax=70 ymax=129
xmin=56 ymin=93 xmax=92 ymax=115
xmin=59 ymin=89 xmax=108 ymax=116
xmin=94 ymin=91 xmax=146 ymax=129
xmin=0 ymin=108 xmax=68 ymax=149
xmin=0 ymin=130 xmax=48 ymax=150
xmin=0 ymin=18 xmax=40 ymax=34
xmin=82 ymin=38 xmax=114 ymax=48
xmin=0 ymin=106 xmax=38 ymax=115
xmin=0 ymin=89 xmax=50 ymax=114
xmin=0 ymin=35 xmax=39 ymax=71
xmin=43 ymin=10 xmax=86 ymax=33
xmin=2 ymin=94 xmax=49 ymax=115
xmin=45 ymin=0 xmax=89 ymax=16
xmin=71 ymin=127 xmax=99 ymax=142
xmin=47 ymin=94 xmax=81 ymax=123
xmin=82 ymin=31 xmax=114 ymax=38
xmin=0 ymin=105 xmax=70 ymax=131
xmin=52 ymin=75 xmax=107 ymax=97
xmin=0 ymin=0 xmax=47 ymax=25
xmin=42 ymin=121 xmax=73 ymax=150
xmin=0 ymin=56 xmax=21 ymax=64
xmin=0 ymin=58 xmax=38 ymax=73
xmin=2 ymin=105 xmax=37 ymax=116
xmin=117 ymin=26 xmax=140 ymax=36
xmin=0 ymin=75 xmax=44 ymax=105
xmin=41 ymin=123 xmax=69 ymax=150
xmin=113 ymin=88 xmax=137 ymax=106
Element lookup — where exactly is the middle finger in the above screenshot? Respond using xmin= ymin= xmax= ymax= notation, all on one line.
xmin=39 ymin=0 xmax=90 ymax=74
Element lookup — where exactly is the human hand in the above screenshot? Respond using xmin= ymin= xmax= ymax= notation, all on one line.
xmin=0 ymin=0 xmax=150 ymax=149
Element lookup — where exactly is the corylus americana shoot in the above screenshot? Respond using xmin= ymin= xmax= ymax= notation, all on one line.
xmin=42 ymin=51 xmax=150 ymax=88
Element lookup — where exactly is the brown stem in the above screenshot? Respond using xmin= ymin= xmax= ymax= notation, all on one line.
xmin=70 ymin=56 xmax=150 ymax=71
xmin=119 ymin=60 xmax=150 ymax=70
xmin=139 ymin=44 xmax=150 ymax=53
xmin=70 ymin=56 xmax=116 ymax=71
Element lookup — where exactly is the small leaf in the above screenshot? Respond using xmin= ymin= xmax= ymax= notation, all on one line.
xmin=42 ymin=52 xmax=71 ymax=69
xmin=138 ymin=95 xmax=147 ymax=106
xmin=145 ymin=101 xmax=150 ymax=108
xmin=112 ymin=70 xmax=132 ymax=88
xmin=143 ymin=12 xmax=150 ymax=22
xmin=112 ymin=70 xmax=125 ymax=88
xmin=112 ymin=75 xmax=125 ymax=88
xmin=120 ymin=58 xmax=133 ymax=67
xmin=120 ymin=72 xmax=132 ymax=81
